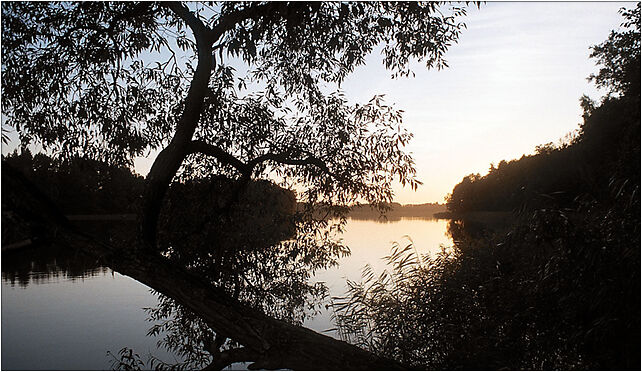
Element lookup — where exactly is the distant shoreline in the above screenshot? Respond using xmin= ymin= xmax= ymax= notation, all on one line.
xmin=347 ymin=202 xmax=447 ymax=220
xmin=432 ymin=211 xmax=512 ymax=221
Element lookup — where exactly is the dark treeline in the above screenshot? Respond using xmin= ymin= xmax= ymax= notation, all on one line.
xmin=3 ymin=149 xmax=145 ymax=215
xmin=446 ymin=41 xmax=639 ymax=214
xmin=2 ymin=150 xmax=144 ymax=249
xmin=333 ymin=5 xmax=640 ymax=370
xmin=2 ymin=150 xmax=297 ymax=255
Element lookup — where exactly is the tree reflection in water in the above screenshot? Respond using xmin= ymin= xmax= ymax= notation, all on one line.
xmin=108 ymin=179 xmax=351 ymax=370
xmin=2 ymin=243 xmax=109 ymax=288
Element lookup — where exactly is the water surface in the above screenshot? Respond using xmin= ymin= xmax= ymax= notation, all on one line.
xmin=305 ymin=217 xmax=452 ymax=335
xmin=2 ymin=218 xmax=452 ymax=369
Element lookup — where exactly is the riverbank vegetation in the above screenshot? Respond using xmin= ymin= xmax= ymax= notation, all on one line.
xmin=333 ymin=4 xmax=640 ymax=370
xmin=2 ymin=2 xmax=638 ymax=369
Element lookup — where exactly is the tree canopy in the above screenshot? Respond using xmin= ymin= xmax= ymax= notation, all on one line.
xmin=2 ymin=2 xmax=474 ymax=369
xmin=2 ymin=2 xmax=471 ymax=247
xmin=588 ymin=3 xmax=640 ymax=98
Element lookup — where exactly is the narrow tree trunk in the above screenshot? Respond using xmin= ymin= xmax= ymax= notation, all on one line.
xmin=140 ymin=42 xmax=213 ymax=249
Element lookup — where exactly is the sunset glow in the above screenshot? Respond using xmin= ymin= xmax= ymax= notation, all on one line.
xmin=338 ymin=2 xmax=628 ymax=203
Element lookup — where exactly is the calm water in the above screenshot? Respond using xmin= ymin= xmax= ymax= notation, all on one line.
xmin=1 ymin=218 xmax=452 ymax=370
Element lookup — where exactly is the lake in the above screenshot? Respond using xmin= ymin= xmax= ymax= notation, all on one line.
xmin=1 ymin=218 xmax=453 ymax=370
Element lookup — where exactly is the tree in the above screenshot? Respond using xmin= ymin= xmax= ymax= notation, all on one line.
xmin=2 ymin=2 xmax=471 ymax=369
xmin=338 ymin=5 xmax=640 ymax=369
xmin=2 ymin=2 xmax=470 ymax=247
xmin=588 ymin=3 xmax=640 ymax=98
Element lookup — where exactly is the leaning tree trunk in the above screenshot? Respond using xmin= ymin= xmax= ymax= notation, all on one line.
xmin=140 ymin=37 xmax=213 ymax=249
xmin=2 ymin=164 xmax=403 ymax=370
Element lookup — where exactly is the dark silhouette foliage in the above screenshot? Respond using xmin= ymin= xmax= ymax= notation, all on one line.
xmin=334 ymin=197 xmax=639 ymax=369
xmin=2 ymin=149 xmax=145 ymax=215
xmin=1 ymin=1 xmax=480 ymax=369
xmin=335 ymin=5 xmax=640 ymax=370
xmin=446 ymin=4 xmax=639 ymax=215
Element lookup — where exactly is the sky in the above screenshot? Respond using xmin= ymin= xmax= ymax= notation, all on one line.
xmin=334 ymin=1 xmax=632 ymax=204
xmin=2 ymin=2 xmax=633 ymax=204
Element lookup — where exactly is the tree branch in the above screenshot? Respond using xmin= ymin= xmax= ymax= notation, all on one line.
xmin=188 ymin=140 xmax=250 ymax=175
xmin=164 ymin=2 xmax=213 ymax=44
xmin=248 ymin=152 xmax=331 ymax=174
xmin=204 ymin=347 xmax=260 ymax=370
xmin=210 ymin=2 xmax=281 ymax=40
xmin=142 ymin=2 xmax=285 ymax=249
xmin=141 ymin=3 xmax=214 ymax=248
xmin=188 ymin=140 xmax=335 ymax=180
xmin=61 ymin=2 xmax=155 ymax=40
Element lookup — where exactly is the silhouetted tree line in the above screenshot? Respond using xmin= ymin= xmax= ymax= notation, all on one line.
xmin=2 ymin=150 xmax=298 ymax=254
xmin=334 ymin=5 xmax=640 ymax=370
xmin=446 ymin=89 xmax=639 ymax=213
xmin=3 ymin=148 xmax=145 ymax=215
xmin=446 ymin=6 xmax=640 ymax=214
xmin=348 ymin=202 xmax=446 ymax=221
xmin=2 ymin=150 xmax=144 ymax=247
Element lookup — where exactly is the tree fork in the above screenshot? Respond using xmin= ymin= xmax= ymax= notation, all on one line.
xmin=140 ymin=3 xmax=214 ymax=249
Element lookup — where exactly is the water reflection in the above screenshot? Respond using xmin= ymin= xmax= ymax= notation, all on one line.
xmin=317 ymin=217 xmax=452 ymax=287
xmin=2 ymin=217 xmax=459 ymax=370
xmin=1 ymin=244 xmax=169 ymax=371
xmin=348 ymin=215 xmax=442 ymax=223
xmin=2 ymin=243 xmax=109 ymax=288
xmin=101 ymin=217 xmax=455 ymax=370
xmin=304 ymin=217 xmax=453 ymax=337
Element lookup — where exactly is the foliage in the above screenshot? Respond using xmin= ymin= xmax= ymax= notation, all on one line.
xmin=2 ymin=4 xmax=474 ymax=365
xmin=446 ymin=4 xmax=640 ymax=215
xmin=588 ymin=3 xmax=640 ymax=98
xmin=445 ymin=147 xmax=586 ymax=213
xmin=121 ymin=182 xmax=350 ymax=368
xmin=107 ymin=348 xmax=146 ymax=371
xmin=107 ymin=214 xmax=346 ymax=369
xmin=334 ymin=190 xmax=640 ymax=370
xmin=3 ymin=148 xmax=339 ymax=322
xmin=2 ymin=149 xmax=145 ymax=214
xmin=335 ymin=5 xmax=640 ymax=370
xmin=2 ymin=2 xmax=175 ymax=165
xmin=0 ymin=2 xmax=472 ymax=210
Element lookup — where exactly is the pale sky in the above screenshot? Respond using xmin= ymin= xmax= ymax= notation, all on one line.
xmin=2 ymin=2 xmax=632 ymax=204
xmin=336 ymin=1 xmax=631 ymax=204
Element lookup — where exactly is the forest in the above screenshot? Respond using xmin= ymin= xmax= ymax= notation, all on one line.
xmin=1 ymin=2 xmax=640 ymax=371
xmin=445 ymin=5 xmax=640 ymax=214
